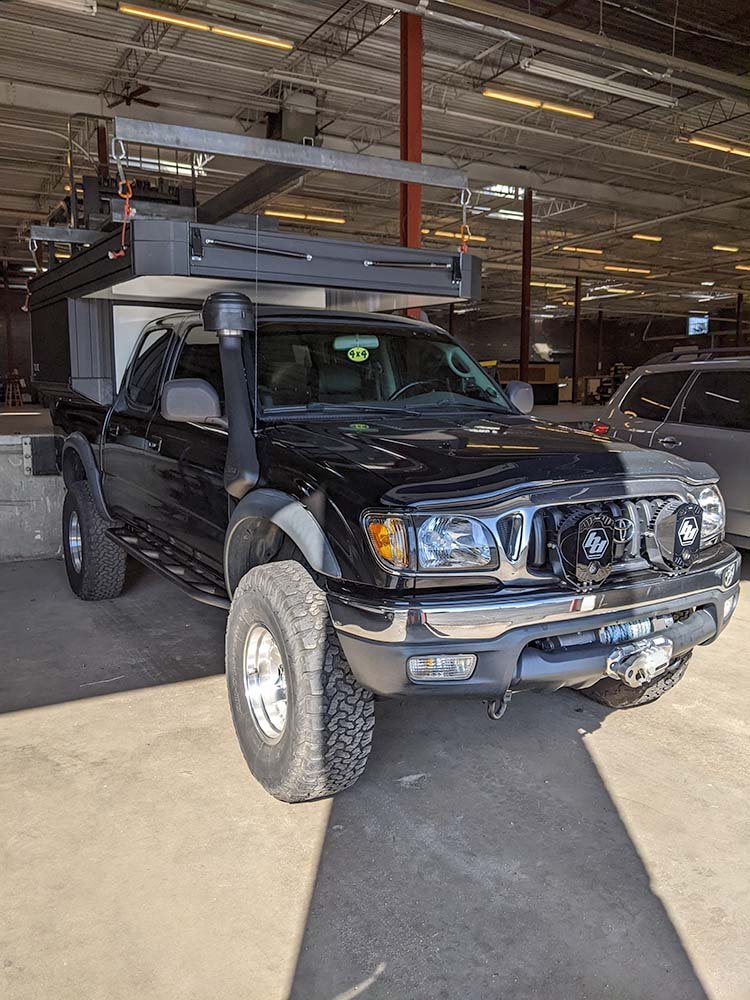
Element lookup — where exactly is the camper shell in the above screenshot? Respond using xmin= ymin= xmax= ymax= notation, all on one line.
xmin=29 ymin=217 xmax=480 ymax=405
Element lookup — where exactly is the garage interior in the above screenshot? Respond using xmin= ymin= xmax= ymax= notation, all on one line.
xmin=1 ymin=2 xmax=749 ymax=999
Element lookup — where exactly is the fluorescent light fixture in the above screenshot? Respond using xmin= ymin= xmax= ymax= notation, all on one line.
xmin=701 ymin=281 xmax=715 ymax=286
xmin=736 ymin=264 xmax=750 ymax=271
xmin=22 ymin=266 xmax=38 ymax=273
xmin=561 ymin=245 xmax=603 ymax=255
xmin=421 ymin=228 xmax=430 ymax=234
xmin=118 ymin=4 xmax=293 ymax=50
xmin=632 ymin=233 xmax=662 ymax=242
xmin=433 ymin=230 xmax=488 ymax=243
xmin=604 ymin=264 xmax=651 ymax=275
xmin=482 ymin=183 xmax=524 ymax=199
xmin=683 ymin=136 xmax=750 ymax=159
xmin=520 ymin=58 xmax=678 ymax=109
xmin=602 ymin=287 xmax=636 ymax=293
xmin=713 ymin=244 xmax=739 ymax=252
xmin=689 ymin=310 xmax=709 ymax=315
xmin=113 ymin=153 xmax=210 ymax=178
xmin=483 ymin=87 xmax=594 ymax=120
xmin=487 ymin=209 xmax=525 ymax=221
xmin=530 ymin=281 xmax=570 ymax=289
xmin=264 ymin=209 xmax=345 ymax=224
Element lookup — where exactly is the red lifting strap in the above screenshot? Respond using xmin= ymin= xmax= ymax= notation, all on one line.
xmin=108 ymin=179 xmax=133 ymax=260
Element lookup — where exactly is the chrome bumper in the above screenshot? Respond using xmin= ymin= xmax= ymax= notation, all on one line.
xmin=328 ymin=542 xmax=741 ymax=698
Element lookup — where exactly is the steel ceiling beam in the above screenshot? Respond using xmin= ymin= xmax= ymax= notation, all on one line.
xmin=114 ymin=118 xmax=468 ymax=190
xmin=196 ymin=164 xmax=306 ymax=224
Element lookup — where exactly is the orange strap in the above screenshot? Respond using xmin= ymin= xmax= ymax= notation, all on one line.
xmin=108 ymin=179 xmax=133 ymax=260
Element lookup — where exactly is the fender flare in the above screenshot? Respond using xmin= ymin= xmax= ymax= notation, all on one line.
xmin=61 ymin=432 xmax=113 ymax=523
xmin=224 ymin=488 xmax=342 ymax=594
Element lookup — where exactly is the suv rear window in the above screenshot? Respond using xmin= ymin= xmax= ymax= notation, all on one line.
xmin=619 ymin=371 xmax=688 ymax=422
xmin=680 ymin=370 xmax=750 ymax=431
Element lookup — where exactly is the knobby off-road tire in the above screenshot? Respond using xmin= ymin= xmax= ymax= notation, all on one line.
xmin=226 ymin=561 xmax=375 ymax=802
xmin=581 ymin=653 xmax=691 ymax=709
xmin=62 ymin=481 xmax=126 ymax=601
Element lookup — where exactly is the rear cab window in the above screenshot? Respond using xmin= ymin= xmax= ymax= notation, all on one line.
xmin=619 ymin=370 xmax=689 ymax=422
xmin=680 ymin=369 xmax=750 ymax=431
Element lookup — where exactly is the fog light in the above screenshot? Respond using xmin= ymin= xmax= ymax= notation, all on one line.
xmin=723 ymin=593 xmax=739 ymax=622
xmin=407 ymin=653 xmax=477 ymax=682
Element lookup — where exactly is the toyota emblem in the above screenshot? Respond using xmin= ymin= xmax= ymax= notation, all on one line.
xmin=613 ymin=517 xmax=635 ymax=545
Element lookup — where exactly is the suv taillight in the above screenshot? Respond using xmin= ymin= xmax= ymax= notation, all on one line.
xmin=591 ymin=420 xmax=610 ymax=436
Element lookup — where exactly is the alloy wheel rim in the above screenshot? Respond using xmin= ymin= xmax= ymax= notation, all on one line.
xmin=242 ymin=624 xmax=288 ymax=744
xmin=69 ymin=511 xmax=83 ymax=573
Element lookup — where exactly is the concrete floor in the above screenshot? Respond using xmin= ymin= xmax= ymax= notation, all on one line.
xmin=1 ymin=558 xmax=749 ymax=1000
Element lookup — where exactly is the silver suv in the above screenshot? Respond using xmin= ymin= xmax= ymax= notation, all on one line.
xmin=594 ymin=348 xmax=750 ymax=548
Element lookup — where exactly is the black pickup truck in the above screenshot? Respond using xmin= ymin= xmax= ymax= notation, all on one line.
xmin=53 ymin=292 xmax=741 ymax=801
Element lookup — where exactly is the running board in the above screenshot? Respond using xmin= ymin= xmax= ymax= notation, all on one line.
xmin=108 ymin=526 xmax=230 ymax=610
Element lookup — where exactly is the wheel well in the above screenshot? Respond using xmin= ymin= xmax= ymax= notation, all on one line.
xmin=225 ymin=515 xmax=317 ymax=594
xmin=62 ymin=448 xmax=86 ymax=488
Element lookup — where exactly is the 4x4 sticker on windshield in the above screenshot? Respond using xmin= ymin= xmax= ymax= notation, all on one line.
xmin=347 ymin=347 xmax=369 ymax=362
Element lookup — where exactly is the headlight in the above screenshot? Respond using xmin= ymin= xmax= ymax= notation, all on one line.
xmin=417 ymin=515 xmax=497 ymax=570
xmin=697 ymin=485 xmax=725 ymax=545
xmin=363 ymin=513 xmax=498 ymax=572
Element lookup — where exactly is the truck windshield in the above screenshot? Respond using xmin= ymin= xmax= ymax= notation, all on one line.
xmin=256 ymin=322 xmax=513 ymax=415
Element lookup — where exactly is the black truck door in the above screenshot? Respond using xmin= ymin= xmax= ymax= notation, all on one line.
xmin=143 ymin=322 xmax=228 ymax=568
xmin=102 ymin=322 xmax=175 ymax=524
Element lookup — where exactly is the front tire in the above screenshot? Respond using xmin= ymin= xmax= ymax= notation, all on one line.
xmin=581 ymin=653 xmax=691 ymax=708
xmin=226 ymin=561 xmax=375 ymax=802
xmin=62 ymin=481 xmax=126 ymax=601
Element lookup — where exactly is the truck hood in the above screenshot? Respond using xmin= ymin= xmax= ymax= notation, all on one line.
xmin=263 ymin=412 xmax=716 ymax=507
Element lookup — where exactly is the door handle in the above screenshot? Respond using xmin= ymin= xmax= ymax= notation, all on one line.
xmin=659 ymin=436 xmax=681 ymax=449
xmin=147 ymin=436 xmax=162 ymax=453
xmin=109 ymin=423 xmax=121 ymax=437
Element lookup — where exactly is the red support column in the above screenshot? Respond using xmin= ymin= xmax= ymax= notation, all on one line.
xmin=519 ymin=187 xmax=533 ymax=383
xmin=572 ymin=275 xmax=582 ymax=403
xmin=736 ymin=291 xmax=743 ymax=347
xmin=400 ymin=12 xmax=422 ymax=250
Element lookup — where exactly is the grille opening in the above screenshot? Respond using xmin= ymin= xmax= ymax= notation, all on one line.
xmin=528 ymin=496 xmax=676 ymax=577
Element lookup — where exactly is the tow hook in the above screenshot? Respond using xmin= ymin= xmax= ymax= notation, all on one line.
xmin=487 ymin=690 xmax=512 ymax=721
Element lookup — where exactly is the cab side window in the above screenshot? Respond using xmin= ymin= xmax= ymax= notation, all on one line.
xmin=680 ymin=370 xmax=750 ymax=431
xmin=127 ymin=327 xmax=172 ymax=410
xmin=619 ymin=371 xmax=688 ymax=422
xmin=172 ymin=326 xmax=224 ymax=408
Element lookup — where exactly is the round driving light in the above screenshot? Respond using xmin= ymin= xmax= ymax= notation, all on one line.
xmin=407 ymin=653 xmax=477 ymax=682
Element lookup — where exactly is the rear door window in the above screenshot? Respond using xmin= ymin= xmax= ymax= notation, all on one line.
xmin=126 ymin=326 xmax=173 ymax=410
xmin=680 ymin=370 xmax=750 ymax=431
xmin=619 ymin=371 xmax=689 ymax=422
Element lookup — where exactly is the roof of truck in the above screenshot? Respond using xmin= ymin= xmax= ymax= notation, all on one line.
xmin=163 ymin=306 xmax=446 ymax=333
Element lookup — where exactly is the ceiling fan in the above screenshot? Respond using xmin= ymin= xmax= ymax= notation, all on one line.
xmin=107 ymin=84 xmax=161 ymax=109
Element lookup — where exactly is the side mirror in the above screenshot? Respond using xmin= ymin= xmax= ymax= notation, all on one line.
xmin=161 ymin=379 xmax=223 ymax=425
xmin=506 ymin=380 xmax=534 ymax=415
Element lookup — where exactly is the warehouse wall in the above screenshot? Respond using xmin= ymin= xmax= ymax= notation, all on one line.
xmin=431 ymin=307 xmax=724 ymax=376
xmin=0 ymin=288 xmax=31 ymax=386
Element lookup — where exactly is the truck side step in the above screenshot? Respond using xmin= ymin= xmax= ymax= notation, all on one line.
xmin=108 ymin=526 xmax=230 ymax=610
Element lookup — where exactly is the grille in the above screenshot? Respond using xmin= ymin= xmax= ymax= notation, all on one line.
xmin=526 ymin=496 xmax=675 ymax=578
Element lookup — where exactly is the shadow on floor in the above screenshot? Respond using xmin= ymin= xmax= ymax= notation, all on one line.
xmin=0 ymin=558 xmax=226 ymax=714
xmin=289 ymin=692 xmax=709 ymax=1000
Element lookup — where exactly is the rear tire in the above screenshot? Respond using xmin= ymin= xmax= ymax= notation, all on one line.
xmin=581 ymin=653 xmax=691 ymax=709
xmin=62 ymin=481 xmax=126 ymax=601
xmin=226 ymin=560 xmax=375 ymax=802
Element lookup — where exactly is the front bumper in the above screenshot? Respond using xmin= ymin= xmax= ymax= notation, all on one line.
xmin=329 ymin=542 xmax=741 ymax=697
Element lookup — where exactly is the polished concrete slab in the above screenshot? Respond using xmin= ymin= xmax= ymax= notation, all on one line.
xmin=1 ymin=557 xmax=748 ymax=1000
